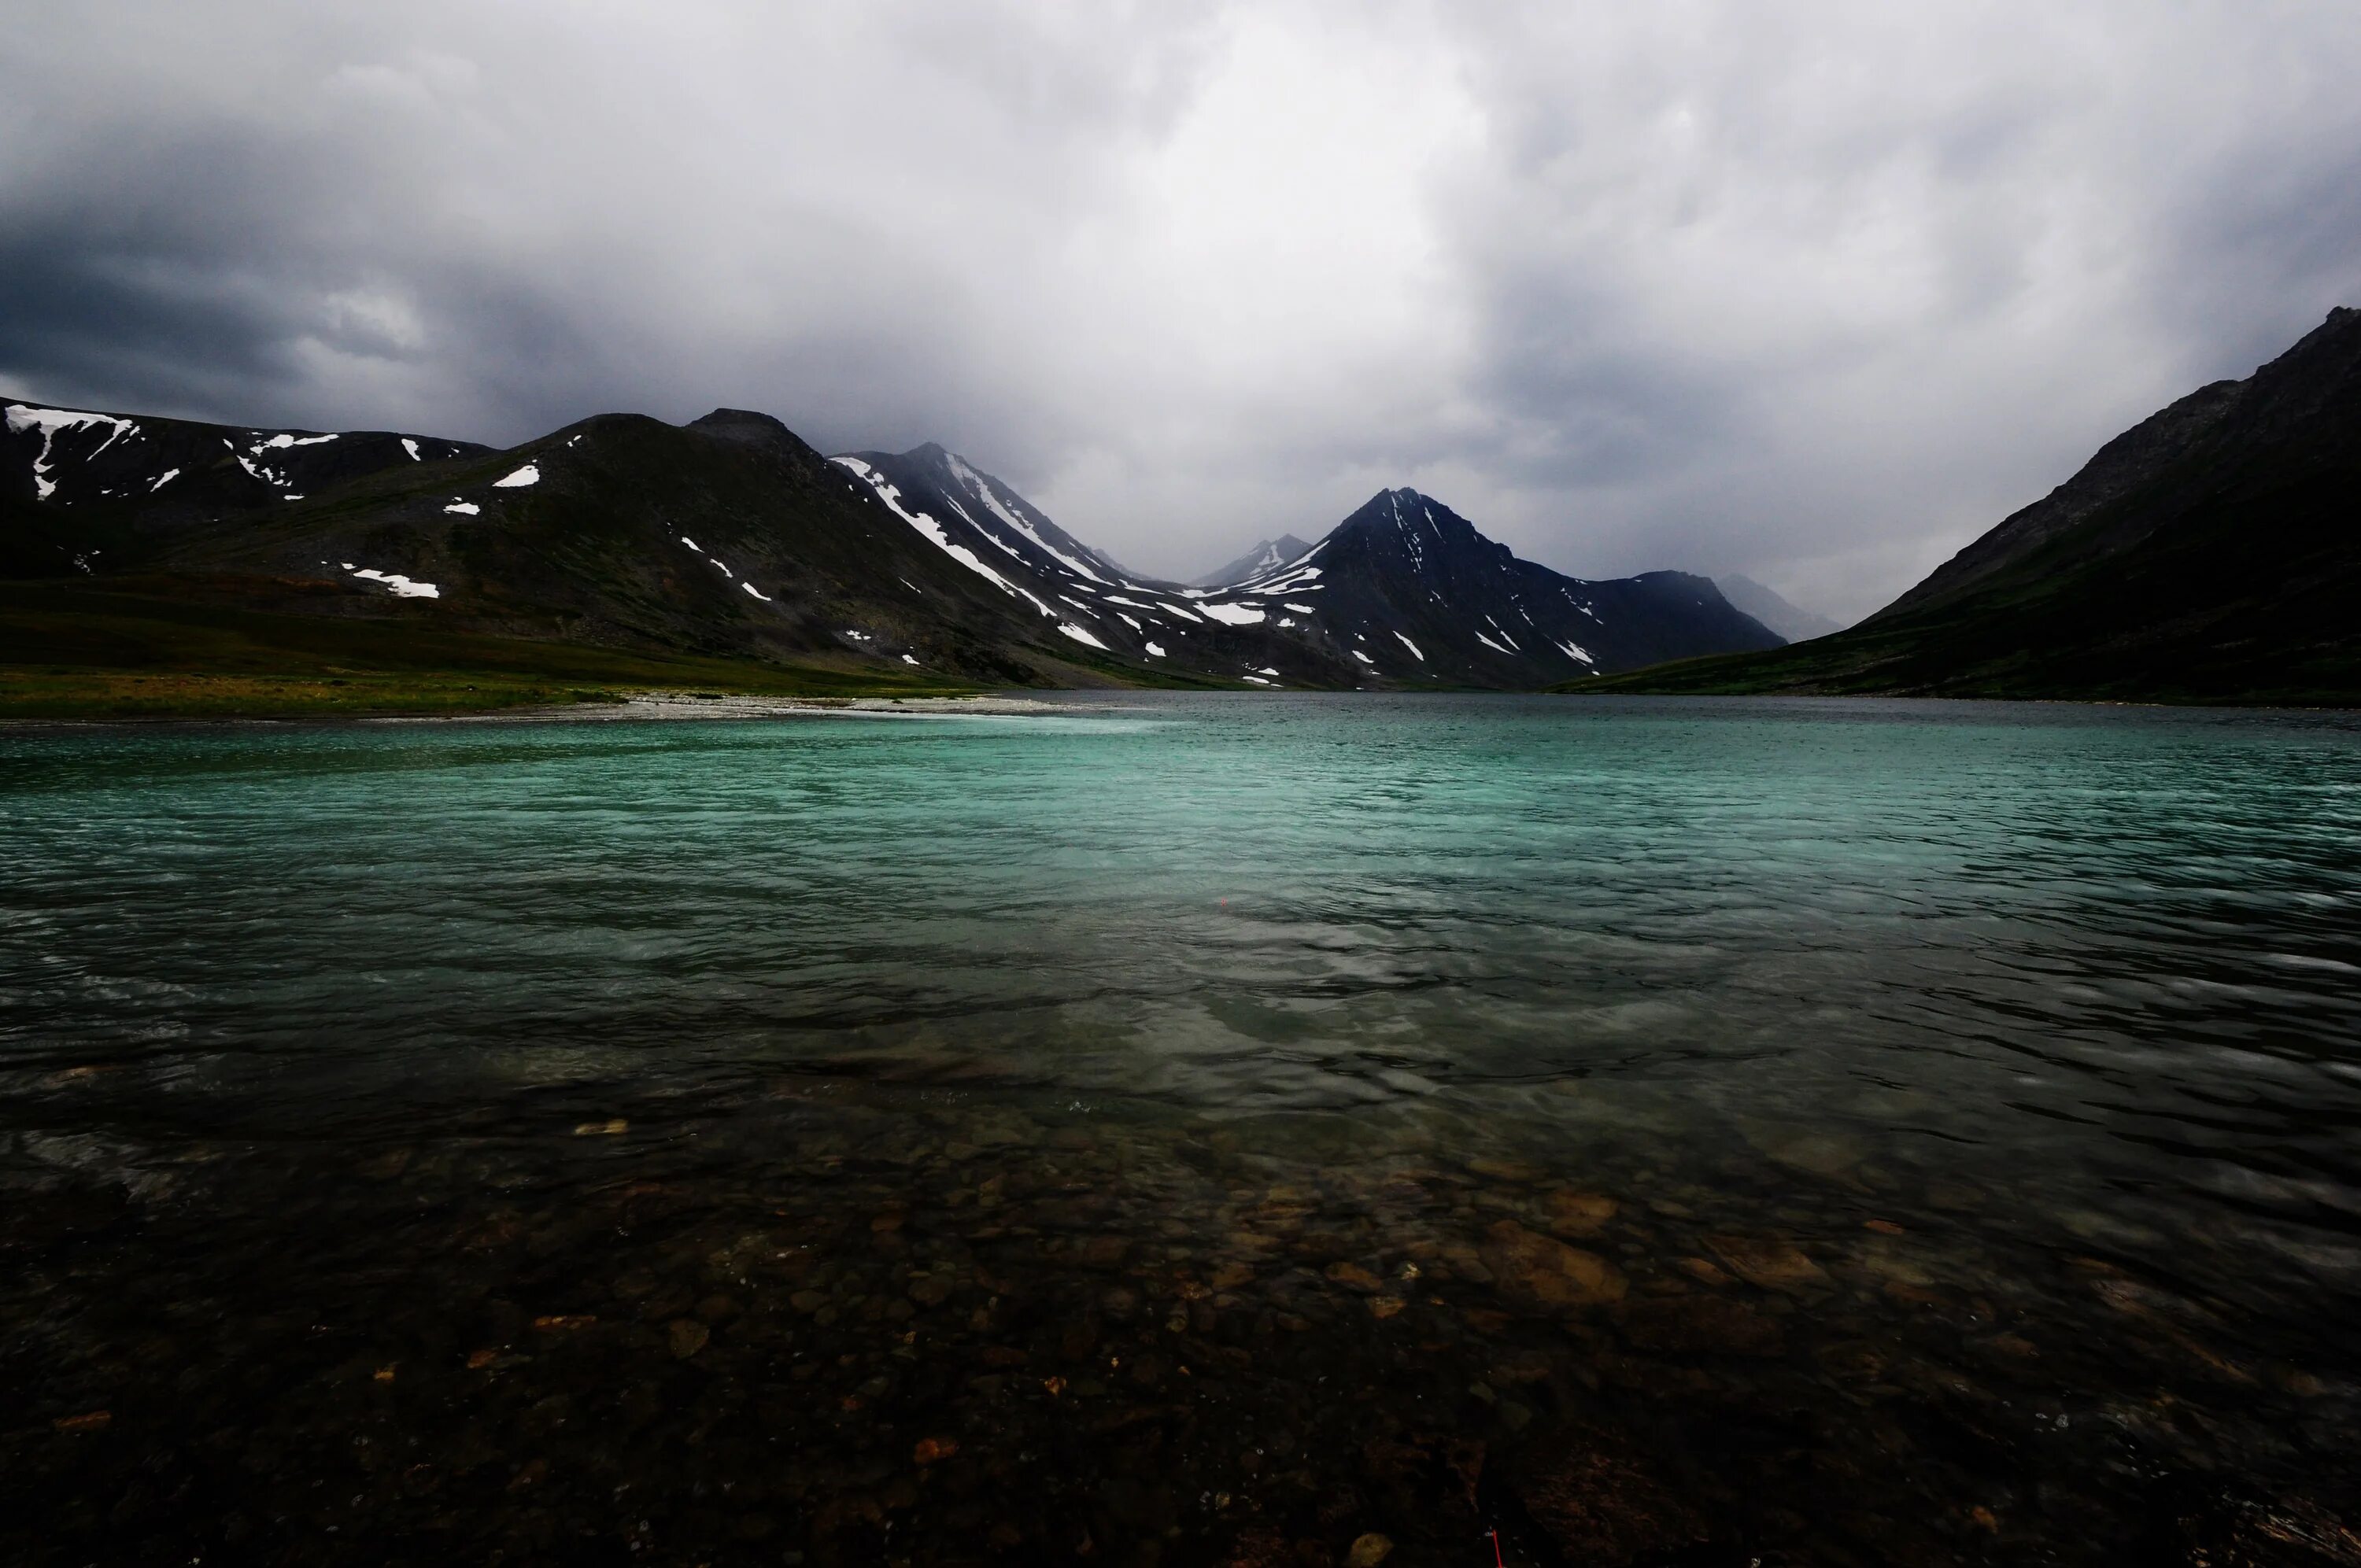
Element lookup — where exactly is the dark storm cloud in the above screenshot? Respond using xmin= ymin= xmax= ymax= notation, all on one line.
xmin=5 ymin=2 xmax=2359 ymax=618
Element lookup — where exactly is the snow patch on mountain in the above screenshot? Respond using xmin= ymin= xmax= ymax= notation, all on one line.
xmin=946 ymin=452 xmax=1110 ymax=584
xmin=349 ymin=566 xmax=438 ymax=598
xmin=7 ymin=405 xmax=136 ymax=500
xmin=835 ymin=456 xmax=1060 ymax=622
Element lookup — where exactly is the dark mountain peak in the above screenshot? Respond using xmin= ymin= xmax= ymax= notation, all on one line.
xmin=1329 ymin=487 xmax=1512 ymax=579
xmin=685 ymin=408 xmax=821 ymax=461
xmin=1634 ymin=569 xmax=1721 ymax=596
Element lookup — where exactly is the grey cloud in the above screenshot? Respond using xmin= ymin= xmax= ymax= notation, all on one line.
xmin=4 ymin=2 xmax=2358 ymax=621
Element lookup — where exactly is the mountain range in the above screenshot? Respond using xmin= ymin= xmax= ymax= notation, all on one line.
xmin=1580 ymin=307 xmax=2361 ymax=705
xmin=2 ymin=401 xmax=1779 ymax=696
xmin=18 ymin=305 xmax=2347 ymax=711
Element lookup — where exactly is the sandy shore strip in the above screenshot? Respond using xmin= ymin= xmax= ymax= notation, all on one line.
xmin=375 ymin=691 xmax=1103 ymax=724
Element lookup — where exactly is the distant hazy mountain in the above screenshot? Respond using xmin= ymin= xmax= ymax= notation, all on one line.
xmin=1578 ymin=307 xmax=2361 ymax=705
xmin=1194 ymin=534 xmax=1312 ymax=588
xmin=1716 ymin=574 xmax=1841 ymax=642
xmin=4 ymin=395 xmax=1790 ymax=691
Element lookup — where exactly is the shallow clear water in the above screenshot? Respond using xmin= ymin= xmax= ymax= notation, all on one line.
xmin=4 ymin=693 xmax=2359 ymax=1566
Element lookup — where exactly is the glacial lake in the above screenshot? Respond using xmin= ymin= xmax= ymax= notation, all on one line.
xmin=3 ymin=692 xmax=2358 ymax=1566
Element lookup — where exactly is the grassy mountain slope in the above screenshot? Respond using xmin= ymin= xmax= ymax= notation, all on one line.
xmin=0 ymin=578 xmax=966 ymax=719
xmin=1572 ymin=308 xmax=2361 ymax=706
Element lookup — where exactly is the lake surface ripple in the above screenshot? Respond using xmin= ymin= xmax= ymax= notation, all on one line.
xmin=3 ymin=693 xmax=2358 ymax=1565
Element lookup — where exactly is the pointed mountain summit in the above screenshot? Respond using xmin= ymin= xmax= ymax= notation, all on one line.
xmin=1194 ymin=534 xmax=1313 ymax=588
xmin=1266 ymin=488 xmax=1780 ymax=684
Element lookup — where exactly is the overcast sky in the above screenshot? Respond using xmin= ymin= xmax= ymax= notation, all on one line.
xmin=5 ymin=3 xmax=2359 ymax=618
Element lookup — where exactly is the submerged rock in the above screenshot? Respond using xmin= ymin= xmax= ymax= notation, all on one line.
xmin=1481 ymin=1220 xmax=1628 ymax=1310
xmin=1708 ymin=1236 xmax=1829 ymax=1293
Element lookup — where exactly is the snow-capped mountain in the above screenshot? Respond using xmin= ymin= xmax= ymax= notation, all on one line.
xmin=1193 ymin=534 xmax=1312 ymax=588
xmin=831 ymin=450 xmax=1779 ymax=686
xmin=830 ymin=444 xmax=1360 ymax=685
xmin=1204 ymin=488 xmax=1781 ymax=685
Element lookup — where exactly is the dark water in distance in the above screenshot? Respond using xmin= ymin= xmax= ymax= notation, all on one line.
xmin=3 ymin=693 xmax=2359 ymax=1566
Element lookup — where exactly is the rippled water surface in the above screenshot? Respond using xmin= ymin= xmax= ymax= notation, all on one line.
xmin=4 ymin=693 xmax=2359 ymax=1566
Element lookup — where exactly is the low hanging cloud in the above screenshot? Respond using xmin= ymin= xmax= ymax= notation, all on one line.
xmin=4 ymin=1 xmax=2358 ymax=618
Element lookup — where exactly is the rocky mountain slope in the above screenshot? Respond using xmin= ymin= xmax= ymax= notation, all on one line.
xmin=1580 ymin=308 xmax=2361 ymax=705
xmin=6 ymin=395 xmax=1779 ymax=691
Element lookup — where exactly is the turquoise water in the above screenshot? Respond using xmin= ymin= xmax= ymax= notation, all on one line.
xmin=3 ymin=693 xmax=2359 ymax=1565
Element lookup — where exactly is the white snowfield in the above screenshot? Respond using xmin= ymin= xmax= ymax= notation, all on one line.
xmin=401 ymin=438 xmax=422 ymax=461
xmin=1394 ymin=632 xmax=1424 ymax=661
xmin=346 ymin=566 xmax=438 ymax=598
xmin=1196 ymin=602 xmax=1265 ymax=626
xmin=493 ymin=463 xmax=539 ymax=488
xmin=444 ymin=500 xmax=479 ymax=515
